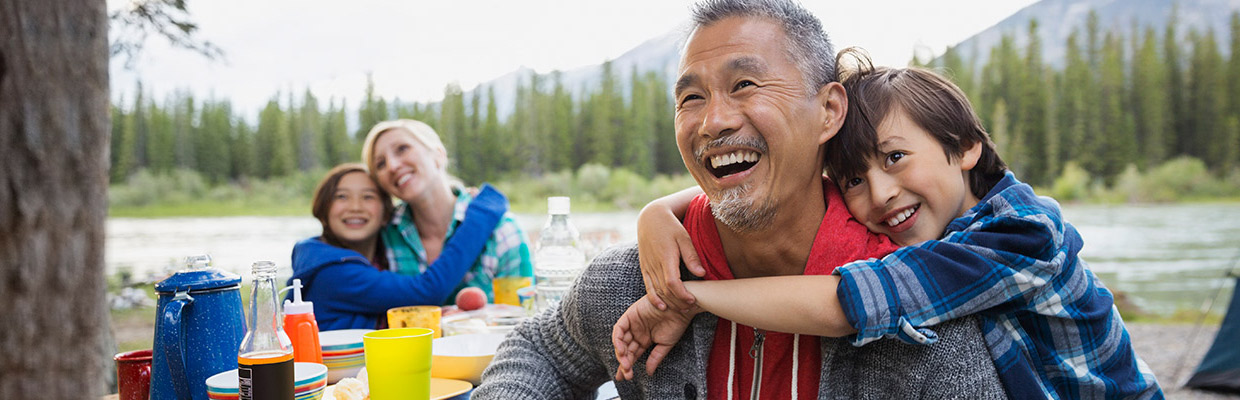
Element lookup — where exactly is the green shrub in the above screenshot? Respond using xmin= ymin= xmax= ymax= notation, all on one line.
xmin=1141 ymin=157 xmax=1213 ymax=202
xmin=1049 ymin=162 xmax=1091 ymax=202
xmin=575 ymin=163 xmax=611 ymax=195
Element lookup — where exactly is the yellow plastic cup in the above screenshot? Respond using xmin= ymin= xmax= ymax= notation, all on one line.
xmin=362 ymin=328 xmax=433 ymax=400
xmin=492 ymin=276 xmax=533 ymax=306
xmin=387 ymin=305 xmax=442 ymax=338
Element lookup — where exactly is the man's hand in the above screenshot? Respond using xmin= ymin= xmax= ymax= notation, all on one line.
xmin=611 ymin=295 xmax=698 ymax=381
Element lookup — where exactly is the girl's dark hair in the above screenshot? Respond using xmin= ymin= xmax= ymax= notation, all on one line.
xmin=311 ymin=163 xmax=394 ymax=268
xmin=825 ymin=48 xmax=1007 ymax=199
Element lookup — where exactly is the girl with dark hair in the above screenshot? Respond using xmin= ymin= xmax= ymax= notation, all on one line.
xmin=287 ymin=163 xmax=509 ymax=330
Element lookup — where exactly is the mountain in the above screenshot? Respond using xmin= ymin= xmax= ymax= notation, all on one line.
xmin=460 ymin=0 xmax=1240 ymax=119
xmin=947 ymin=0 xmax=1240 ymax=68
xmin=460 ymin=27 xmax=687 ymax=119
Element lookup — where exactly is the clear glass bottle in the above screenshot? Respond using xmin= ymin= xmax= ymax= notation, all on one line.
xmin=238 ymin=261 xmax=294 ymax=400
xmin=534 ymin=196 xmax=587 ymax=312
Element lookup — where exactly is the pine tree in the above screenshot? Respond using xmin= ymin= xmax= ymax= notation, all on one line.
xmin=147 ymin=99 xmax=175 ymax=173
xmin=1099 ymin=32 xmax=1134 ymax=182
xmin=1132 ymin=27 xmax=1167 ymax=167
xmin=626 ymin=68 xmax=657 ymax=177
xmin=356 ymin=74 xmax=388 ymax=142
xmin=481 ymin=86 xmax=502 ymax=180
xmin=439 ymin=83 xmax=468 ymax=180
xmin=589 ymin=61 xmax=620 ymax=166
xmin=1057 ymin=29 xmax=1090 ymax=171
xmin=321 ymin=98 xmax=352 ymax=167
xmin=1021 ymin=19 xmax=1054 ymax=185
xmin=980 ymin=35 xmax=1024 ymax=175
xmin=230 ymin=120 xmax=256 ymax=179
xmin=110 ymin=101 xmax=128 ymax=182
xmin=297 ymin=89 xmax=323 ymax=171
xmin=172 ymin=92 xmax=196 ymax=170
xmin=549 ymin=72 xmax=576 ymax=173
xmin=195 ymin=99 xmax=233 ymax=183
xmin=1187 ymin=29 xmax=1227 ymax=168
xmin=130 ymin=83 xmax=149 ymax=170
xmin=255 ymin=98 xmax=293 ymax=177
xmin=1227 ymin=11 xmax=1240 ymax=157
xmin=1165 ymin=5 xmax=1187 ymax=157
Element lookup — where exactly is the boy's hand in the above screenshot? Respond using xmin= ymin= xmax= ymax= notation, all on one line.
xmin=611 ymin=295 xmax=697 ymax=381
xmin=637 ymin=202 xmax=704 ymax=311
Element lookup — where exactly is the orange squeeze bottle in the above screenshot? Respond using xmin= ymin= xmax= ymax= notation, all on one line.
xmin=281 ymin=279 xmax=322 ymax=364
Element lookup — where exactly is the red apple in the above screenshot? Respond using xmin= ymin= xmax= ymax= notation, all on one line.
xmin=455 ymin=287 xmax=488 ymax=311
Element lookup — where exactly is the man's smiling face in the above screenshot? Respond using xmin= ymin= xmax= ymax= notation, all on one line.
xmin=674 ymin=16 xmax=830 ymax=232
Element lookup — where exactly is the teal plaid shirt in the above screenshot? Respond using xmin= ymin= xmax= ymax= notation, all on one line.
xmin=381 ymin=187 xmax=534 ymax=304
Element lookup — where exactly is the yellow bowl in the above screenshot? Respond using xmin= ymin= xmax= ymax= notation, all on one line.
xmin=430 ymin=333 xmax=506 ymax=385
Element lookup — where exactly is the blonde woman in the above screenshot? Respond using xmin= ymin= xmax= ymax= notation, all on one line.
xmin=362 ymin=119 xmax=533 ymax=304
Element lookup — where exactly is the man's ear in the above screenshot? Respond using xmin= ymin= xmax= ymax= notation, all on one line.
xmin=817 ymin=82 xmax=847 ymax=145
xmin=960 ymin=140 xmax=983 ymax=171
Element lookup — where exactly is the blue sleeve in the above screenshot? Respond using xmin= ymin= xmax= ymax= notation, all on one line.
xmin=312 ymin=184 xmax=509 ymax=311
xmin=834 ymin=206 xmax=1078 ymax=346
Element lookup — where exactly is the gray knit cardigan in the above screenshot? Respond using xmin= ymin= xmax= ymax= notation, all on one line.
xmin=474 ymin=244 xmax=1007 ymax=399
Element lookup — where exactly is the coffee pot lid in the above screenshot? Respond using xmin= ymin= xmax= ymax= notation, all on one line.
xmin=155 ymin=255 xmax=241 ymax=292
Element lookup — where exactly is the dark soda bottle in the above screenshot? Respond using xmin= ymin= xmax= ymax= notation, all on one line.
xmin=238 ymin=261 xmax=294 ymax=400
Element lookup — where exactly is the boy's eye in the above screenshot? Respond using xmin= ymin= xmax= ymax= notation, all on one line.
xmin=843 ymin=177 xmax=864 ymax=189
xmin=885 ymin=152 xmax=906 ymax=167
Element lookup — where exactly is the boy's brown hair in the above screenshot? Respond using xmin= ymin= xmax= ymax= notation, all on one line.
xmin=825 ymin=49 xmax=1007 ymax=200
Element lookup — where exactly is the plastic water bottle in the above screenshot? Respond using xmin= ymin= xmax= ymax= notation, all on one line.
xmin=534 ymin=196 xmax=586 ymax=312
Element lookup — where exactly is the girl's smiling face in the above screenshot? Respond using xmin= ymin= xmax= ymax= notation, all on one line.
xmin=327 ymin=171 xmax=387 ymax=246
xmin=838 ymin=108 xmax=982 ymax=246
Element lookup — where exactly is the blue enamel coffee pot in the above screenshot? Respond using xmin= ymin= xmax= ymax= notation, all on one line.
xmin=151 ymin=255 xmax=246 ymax=400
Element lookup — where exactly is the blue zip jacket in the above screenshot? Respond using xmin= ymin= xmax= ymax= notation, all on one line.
xmin=287 ymin=184 xmax=509 ymax=330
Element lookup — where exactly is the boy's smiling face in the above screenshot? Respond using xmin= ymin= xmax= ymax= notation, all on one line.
xmin=838 ymin=107 xmax=983 ymax=246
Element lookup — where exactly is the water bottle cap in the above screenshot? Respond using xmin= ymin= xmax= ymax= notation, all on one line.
xmin=548 ymin=196 xmax=570 ymax=215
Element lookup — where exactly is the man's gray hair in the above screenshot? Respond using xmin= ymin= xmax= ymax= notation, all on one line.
xmin=690 ymin=0 xmax=836 ymax=92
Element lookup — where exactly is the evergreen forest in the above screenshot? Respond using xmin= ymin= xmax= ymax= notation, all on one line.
xmin=107 ymin=10 xmax=1240 ymax=214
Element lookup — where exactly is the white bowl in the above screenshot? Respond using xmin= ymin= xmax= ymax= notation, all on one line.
xmin=431 ymin=333 xmax=507 ymax=384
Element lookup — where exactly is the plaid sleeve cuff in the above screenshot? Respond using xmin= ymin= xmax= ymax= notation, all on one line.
xmin=836 ymin=260 xmax=939 ymax=347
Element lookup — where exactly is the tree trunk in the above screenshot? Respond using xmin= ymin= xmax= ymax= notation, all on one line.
xmin=0 ymin=0 xmax=110 ymax=398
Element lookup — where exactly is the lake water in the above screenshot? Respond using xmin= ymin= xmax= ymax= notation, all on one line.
xmin=106 ymin=204 xmax=1240 ymax=315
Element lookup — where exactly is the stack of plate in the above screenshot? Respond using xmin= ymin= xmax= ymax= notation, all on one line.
xmin=319 ymin=329 xmax=371 ymax=383
xmin=205 ymin=362 xmax=328 ymax=400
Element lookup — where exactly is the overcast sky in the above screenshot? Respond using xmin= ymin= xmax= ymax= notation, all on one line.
xmin=108 ymin=0 xmax=1040 ymax=116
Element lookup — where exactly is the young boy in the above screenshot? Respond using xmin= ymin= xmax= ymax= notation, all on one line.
xmin=613 ymin=56 xmax=1163 ymax=399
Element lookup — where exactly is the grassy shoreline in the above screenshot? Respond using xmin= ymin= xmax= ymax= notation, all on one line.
xmin=109 ymin=158 xmax=1240 ymax=218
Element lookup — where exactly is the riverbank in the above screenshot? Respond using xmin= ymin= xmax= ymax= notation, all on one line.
xmin=1127 ymin=323 xmax=1237 ymax=399
xmin=107 ymin=161 xmax=1240 ymax=219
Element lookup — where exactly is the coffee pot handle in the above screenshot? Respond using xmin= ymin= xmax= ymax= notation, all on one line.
xmin=160 ymin=290 xmax=194 ymax=400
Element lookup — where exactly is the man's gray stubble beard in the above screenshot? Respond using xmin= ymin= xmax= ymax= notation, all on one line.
xmin=711 ymin=181 xmax=777 ymax=232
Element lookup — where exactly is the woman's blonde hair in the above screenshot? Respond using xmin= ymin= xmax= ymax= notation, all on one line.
xmin=360 ymin=119 xmax=464 ymax=190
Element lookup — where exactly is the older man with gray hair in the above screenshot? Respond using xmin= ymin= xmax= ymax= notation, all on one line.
xmin=473 ymin=0 xmax=1005 ymax=398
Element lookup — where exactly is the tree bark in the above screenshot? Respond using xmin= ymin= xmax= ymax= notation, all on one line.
xmin=0 ymin=0 xmax=110 ymax=398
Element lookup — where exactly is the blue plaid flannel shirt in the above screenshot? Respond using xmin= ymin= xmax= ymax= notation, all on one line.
xmin=382 ymin=187 xmax=534 ymax=304
xmin=834 ymin=172 xmax=1163 ymax=400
